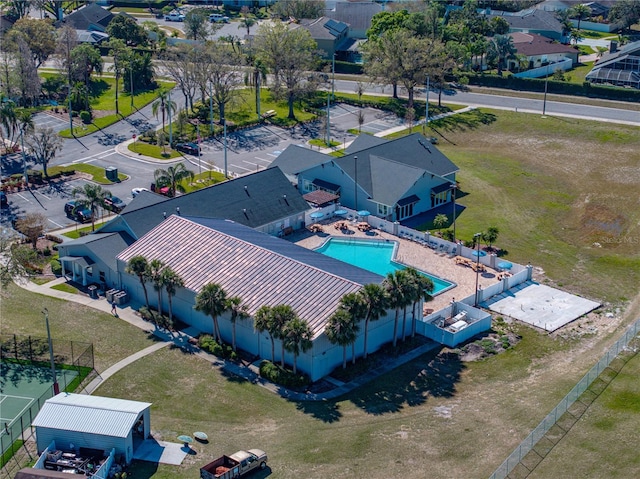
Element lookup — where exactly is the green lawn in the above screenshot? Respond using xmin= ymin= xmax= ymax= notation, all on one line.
xmin=51 ymin=283 xmax=79 ymax=294
xmin=48 ymin=164 xmax=127 ymax=184
xmin=128 ymin=142 xmax=181 ymax=160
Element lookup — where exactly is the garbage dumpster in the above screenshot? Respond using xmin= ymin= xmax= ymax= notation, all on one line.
xmin=105 ymin=166 xmax=118 ymax=182
xmin=88 ymin=285 xmax=98 ymax=299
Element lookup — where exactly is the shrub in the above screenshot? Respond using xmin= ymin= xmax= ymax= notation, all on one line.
xmin=198 ymin=335 xmax=238 ymax=360
xmin=259 ymin=360 xmax=310 ymax=388
xmin=80 ymin=111 xmax=92 ymax=124
xmin=43 ymin=247 xmax=51 ymax=257
xmin=50 ymin=258 xmax=62 ymax=275
xmin=27 ymin=170 xmax=43 ymax=184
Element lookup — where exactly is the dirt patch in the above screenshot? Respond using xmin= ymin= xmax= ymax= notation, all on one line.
xmin=453 ymin=331 xmax=522 ymax=362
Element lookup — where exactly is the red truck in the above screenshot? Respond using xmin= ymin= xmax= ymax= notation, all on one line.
xmin=200 ymin=449 xmax=267 ymax=479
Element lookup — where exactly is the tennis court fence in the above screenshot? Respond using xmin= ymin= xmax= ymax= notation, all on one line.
xmin=0 ymin=334 xmax=96 ymax=460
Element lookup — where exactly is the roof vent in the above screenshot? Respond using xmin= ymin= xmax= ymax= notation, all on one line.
xmin=176 ymin=207 xmax=180 ymax=215
xmin=418 ymin=139 xmax=431 ymax=153
xmin=163 ymin=211 xmax=166 ymax=219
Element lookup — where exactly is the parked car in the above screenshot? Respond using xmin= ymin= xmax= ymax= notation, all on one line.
xmin=64 ymin=200 xmax=92 ymax=223
xmin=165 ymin=11 xmax=185 ymax=21
xmin=209 ymin=13 xmax=230 ymax=23
xmin=175 ymin=142 xmax=201 ymax=156
xmin=131 ymin=187 xmax=149 ymax=198
xmin=0 ymin=191 xmax=7 ymax=208
xmin=104 ymin=195 xmax=126 ymax=214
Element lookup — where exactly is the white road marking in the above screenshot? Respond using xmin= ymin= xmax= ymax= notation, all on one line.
xmin=253 ymin=156 xmax=272 ymax=163
xmin=35 ymin=191 xmax=51 ymax=200
xmin=72 ymin=150 xmax=114 ymax=163
xmin=266 ymin=153 xmax=280 ymax=158
xmin=48 ymin=219 xmax=64 ymax=228
xmin=243 ymin=160 xmax=260 ymax=167
xmin=15 ymin=193 xmax=31 ymax=202
xmin=231 ymin=164 xmax=251 ymax=172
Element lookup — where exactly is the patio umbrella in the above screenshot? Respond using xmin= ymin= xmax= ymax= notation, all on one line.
xmin=310 ymin=212 xmax=324 ymax=224
xmin=472 ymin=250 xmax=487 ymax=257
xmin=334 ymin=209 xmax=347 ymax=216
xmin=498 ymin=261 xmax=513 ymax=270
xmin=178 ymin=435 xmax=193 ymax=445
xmin=357 ymin=210 xmax=371 ymax=217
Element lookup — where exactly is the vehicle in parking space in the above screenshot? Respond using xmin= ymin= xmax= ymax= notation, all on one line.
xmin=175 ymin=142 xmax=201 ymax=156
xmin=104 ymin=195 xmax=127 ymax=214
xmin=131 ymin=187 xmax=151 ymax=198
xmin=200 ymin=449 xmax=267 ymax=479
xmin=0 ymin=191 xmax=7 ymax=207
xmin=64 ymin=200 xmax=93 ymax=223
xmin=165 ymin=11 xmax=185 ymax=21
xmin=209 ymin=13 xmax=230 ymax=23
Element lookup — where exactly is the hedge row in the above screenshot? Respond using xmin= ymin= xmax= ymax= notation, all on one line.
xmin=319 ymin=60 xmax=364 ymax=75
xmin=259 ymin=360 xmax=310 ymax=388
xmin=110 ymin=0 xmax=170 ymax=8
xmin=468 ymin=74 xmax=640 ymax=102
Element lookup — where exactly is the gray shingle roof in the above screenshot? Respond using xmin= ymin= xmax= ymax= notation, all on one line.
xmin=60 ymin=231 xmax=135 ymax=271
xmin=63 ymin=3 xmax=114 ymax=30
xmin=270 ymin=145 xmax=330 ymax=177
xmin=117 ymin=216 xmax=382 ymax=338
xmin=345 ymin=134 xmax=387 ymax=154
xmin=117 ymin=168 xmax=309 ymax=240
xmin=487 ymin=8 xmax=563 ymax=34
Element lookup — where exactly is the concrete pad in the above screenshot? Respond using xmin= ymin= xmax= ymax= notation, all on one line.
xmin=133 ymin=438 xmax=190 ymax=465
xmin=483 ymin=282 xmax=600 ymax=332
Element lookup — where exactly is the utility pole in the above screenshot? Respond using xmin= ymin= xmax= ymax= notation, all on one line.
xmin=43 ymin=308 xmax=59 ymax=395
xmin=168 ymin=89 xmax=173 ymax=146
xmin=223 ymin=118 xmax=228 ymax=178
xmin=425 ymin=76 xmax=430 ymax=131
xmin=209 ymin=82 xmax=214 ymax=135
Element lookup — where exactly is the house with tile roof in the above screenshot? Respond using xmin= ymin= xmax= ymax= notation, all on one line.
xmin=509 ymin=32 xmax=579 ymax=72
xmin=271 ymin=133 xmax=459 ymax=224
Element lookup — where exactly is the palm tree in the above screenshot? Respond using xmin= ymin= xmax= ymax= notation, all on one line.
xmin=359 ymin=283 xmax=388 ymax=359
xmin=194 ymin=282 xmax=228 ymax=343
xmin=339 ymin=292 xmax=366 ymax=364
xmin=0 ymin=99 xmax=17 ymax=149
xmin=482 ymin=226 xmax=500 ymax=251
xmin=152 ymin=90 xmax=177 ymax=133
xmin=125 ymin=255 xmax=151 ymax=308
xmin=71 ymin=183 xmax=111 ymax=231
xmin=283 ymin=315 xmax=312 ymax=375
xmin=406 ymin=269 xmax=434 ymax=339
xmin=269 ymin=304 xmax=296 ymax=367
xmin=162 ymin=266 xmax=184 ymax=324
xmin=326 ymin=309 xmax=359 ymax=369
xmin=488 ymin=35 xmax=516 ymax=76
xmin=384 ymin=270 xmax=410 ymax=347
xmin=254 ymin=305 xmax=275 ymax=362
xmin=238 ymin=14 xmax=256 ymax=37
xmin=148 ymin=259 xmax=166 ymax=316
xmin=571 ymin=4 xmax=591 ymax=31
xmin=227 ymin=295 xmax=249 ymax=352
xmin=154 ymin=162 xmax=194 ymax=197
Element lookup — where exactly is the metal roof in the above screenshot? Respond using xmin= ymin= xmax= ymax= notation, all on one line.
xmin=32 ymin=393 xmax=151 ymax=438
xmin=117 ymin=216 xmax=382 ymax=338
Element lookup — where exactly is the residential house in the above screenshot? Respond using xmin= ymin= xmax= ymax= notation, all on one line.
xmin=586 ymin=40 xmax=640 ymax=89
xmin=271 ymin=133 xmax=459 ymax=224
xmin=294 ymin=17 xmax=351 ymax=59
xmin=326 ymin=1 xmax=382 ymax=39
xmin=486 ymin=8 xmax=568 ymax=43
xmin=61 ymin=3 xmax=114 ymax=32
xmin=509 ymin=32 xmax=578 ymax=73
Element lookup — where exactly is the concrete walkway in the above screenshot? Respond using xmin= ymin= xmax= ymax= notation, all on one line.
xmin=16 ymin=276 xmax=441 ymax=401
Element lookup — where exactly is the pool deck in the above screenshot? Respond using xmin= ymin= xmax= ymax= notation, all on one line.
xmin=292 ymin=221 xmax=501 ymax=312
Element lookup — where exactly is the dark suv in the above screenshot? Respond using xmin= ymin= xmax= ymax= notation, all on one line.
xmin=104 ymin=196 xmax=126 ymax=214
xmin=175 ymin=142 xmax=201 ymax=156
xmin=64 ymin=200 xmax=93 ymax=223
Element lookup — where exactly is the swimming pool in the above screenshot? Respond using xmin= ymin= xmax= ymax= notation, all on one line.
xmin=315 ymin=238 xmax=454 ymax=295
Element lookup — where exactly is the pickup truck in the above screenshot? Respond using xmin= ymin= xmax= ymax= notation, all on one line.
xmin=164 ymin=11 xmax=185 ymax=21
xmin=200 ymin=449 xmax=267 ymax=479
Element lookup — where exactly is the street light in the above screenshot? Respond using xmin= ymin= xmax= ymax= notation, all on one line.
xmin=354 ymin=155 xmax=358 ymax=211
xmin=43 ymin=308 xmax=59 ymax=395
xmin=474 ymin=232 xmax=482 ymax=307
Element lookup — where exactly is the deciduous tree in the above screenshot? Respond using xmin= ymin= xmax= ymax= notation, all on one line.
xmin=24 ymin=127 xmax=62 ymax=179
xmin=15 ymin=213 xmax=47 ymax=249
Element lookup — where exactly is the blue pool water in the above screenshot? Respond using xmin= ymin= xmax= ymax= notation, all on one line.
xmin=315 ymin=238 xmax=454 ymax=295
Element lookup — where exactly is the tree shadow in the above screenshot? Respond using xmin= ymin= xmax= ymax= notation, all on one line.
xmin=293 ymin=399 xmax=343 ymax=423
xmin=88 ymin=79 xmax=109 ymax=98
xmin=346 ymin=349 xmax=464 ymax=415
xmin=431 ymin=110 xmax=497 ymax=134
xmin=127 ymin=460 xmax=158 ymax=479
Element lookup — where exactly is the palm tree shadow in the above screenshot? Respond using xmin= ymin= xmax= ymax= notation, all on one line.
xmin=293 ymin=399 xmax=342 ymax=423
xmin=347 ymin=349 xmax=464 ymax=415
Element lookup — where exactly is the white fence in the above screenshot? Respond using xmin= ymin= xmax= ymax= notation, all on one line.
xmin=513 ymin=58 xmax=573 ymax=79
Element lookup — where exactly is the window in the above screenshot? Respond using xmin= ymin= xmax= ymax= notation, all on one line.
xmin=398 ymin=203 xmax=414 ymax=219
xmin=377 ymin=204 xmax=389 ymax=216
xmin=99 ymin=271 xmax=105 ymax=283
xmin=431 ymin=191 xmax=448 ymax=208
xmin=302 ymin=179 xmax=316 ymax=193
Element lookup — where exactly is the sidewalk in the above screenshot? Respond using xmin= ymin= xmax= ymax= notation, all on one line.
xmin=16 ymin=276 xmax=440 ymax=401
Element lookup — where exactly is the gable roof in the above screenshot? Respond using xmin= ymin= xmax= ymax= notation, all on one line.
xmin=510 ymin=32 xmax=577 ymax=56
xmin=33 ymin=393 xmax=151 ymax=438
xmin=327 ymin=2 xmax=381 ymax=36
xmin=63 ymin=3 xmax=114 ymax=31
xmin=270 ymin=145 xmax=330 ymax=177
xmin=60 ymin=231 xmax=135 ymax=270
xmin=117 ymin=216 xmax=382 ymax=338
xmin=298 ymin=16 xmax=349 ymax=40
xmin=114 ymin=168 xmax=309 ymax=240
xmin=592 ymin=40 xmax=640 ymax=69
xmin=345 ymin=134 xmax=387 ymax=154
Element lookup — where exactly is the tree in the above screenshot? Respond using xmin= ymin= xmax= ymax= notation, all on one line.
xmin=326 ymin=308 xmax=359 ymax=369
xmin=69 ymin=82 xmax=90 ymax=112
xmin=154 ymin=162 xmax=194 ymax=197
xmin=107 ymin=39 xmax=128 ymax=116
xmin=71 ymin=183 xmax=111 ymax=231
xmin=569 ymin=29 xmax=583 ymax=46
xmin=254 ymin=305 xmax=275 ymax=362
xmin=6 ymin=17 xmax=56 ymax=68
xmin=282 ymin=315 xmax=312 ymax=375
xmin=227 ymin=296 xmax=249 ymax=352
xmin=124 ymin=50 xmax=155 ymax=93
xmin=194 ymin=282 xmax=228 ymax=343
xmin=255 ymin=22 xmax=319 ymax=119
xmin=384 ymin=270 xmax=411 ymax=347
xmin=3 ymin=0 xmax=32 ymax=19
xmin=433 ymin=213 xmax=448 ymax=233
xmin=106 ymin=15 xmax=148 ymax=46
xmin=184 ymin=8 xmax=210 ymax=41
xmin=359 ymin=283 xmax=388 ymax=359
xmin=24 ymin=127 xmax=62 ymax=179
xmin=202 ymin=40 xmax=244 ymax=121
xmin=570 ymin=4 xmax=591 ymax=31
xmin=0 ymin=100 xmax=18 ymax=149
xmin=406 ymin=268 xmax=434 ymax=339
xmin=15 ymin=213 xmax=47 ymax=249
xmin=70 ymin=44 xmax=103 ymax=85
xmin=162 ymin=266 xmax=184 ymax=324
xmin=269 ymin=304 xmax=296 ymax=367
xmin=238 ymin=8 xmax=256 ymax=37
xmin=125 ymin=255 xmax=151 ymax=309
xmin=54 ymin=25 xmax=78 ymax=85
xmin=487 ymin=35 xmax=517 ymax=75
xmin=608 ymin=0 xmax=640 ymax=31
xmin=160 ymin=44 xmax=201 ymax=112
xmin=10 ymin=36 xmax=41 ymax=105
xmin=152 ymin=90 xmax=177 ymax=134
xmin=482 ymin=226 xmax=500 ymax=250
xmin=339 ymin=292 xmax=366 ymax=364
xmin=0 ymin=237 xmax=36 ymax=286
xmin=148 ymin=259 xmax=166 ymax=317
xmin=271 ymin=0 xmax=324 ymax=21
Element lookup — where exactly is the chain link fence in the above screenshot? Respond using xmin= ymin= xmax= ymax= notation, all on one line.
xmin=489 ymin=318 xmax=640 ymax=479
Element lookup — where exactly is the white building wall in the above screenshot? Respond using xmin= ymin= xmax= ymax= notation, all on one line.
xmin=35 ymin=429 xmax=131 ymax=464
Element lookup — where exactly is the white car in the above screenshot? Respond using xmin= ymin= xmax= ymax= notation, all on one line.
xmin=131 ymin=187 xmax=149 ymax=198
xmin=165 ymin=12 xmax=185 ymax=22
xmin=209 ymin=13 xmax=230 ymax=23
